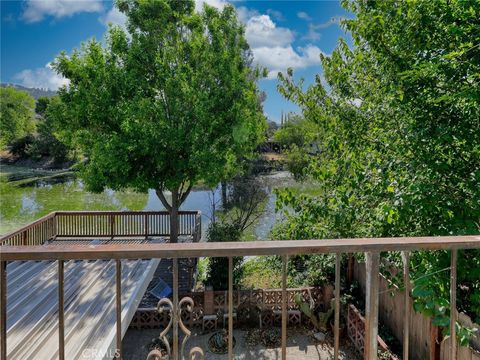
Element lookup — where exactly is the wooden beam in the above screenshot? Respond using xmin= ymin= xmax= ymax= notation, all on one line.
xmin=2 ymin=236 xmax=480 ymax=261
xmin=365 ymin=251 xmax=380 ymax=360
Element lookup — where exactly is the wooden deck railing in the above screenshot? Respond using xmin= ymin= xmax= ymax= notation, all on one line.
xmin=0 ymin=210 xmax=201 ymax=246
xmin=1 ymin=234 xmax=479 ymax=360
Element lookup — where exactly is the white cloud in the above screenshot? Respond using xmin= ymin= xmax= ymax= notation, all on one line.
xmin=236 ymin=6 xmax=259 ymax=23
xmin=252 ymin=45 xmax=322 ymax=79
xmin=245 ymin=15 xmax=294 ymax=48
xmin=22 ymin=0 xmax=103 ymax=23
xmin=195 ymin=0 xmax=228 ymax=12
xmin=100 ymin=7 xmax=127 ymax=28
xmin=241 ymin=12 xmax=323 ymax=80
xmin=303 ymin=17 xmax=344 ymax=41
xmin=99 ymin=1 xmax=225 ymax=29
xmin=297 ymin=11 xmax=312 ymax=21
xmin=13 ymin=64 xmax=69 ymax=90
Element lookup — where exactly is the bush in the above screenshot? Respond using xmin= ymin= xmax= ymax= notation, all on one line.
xmin=204 ymin=222 xmax=244 ymax=290
xmin=28 ymin=123 xmax=70 ymax=163
xmin=0 ymin=87 xmax=35 ymax=149
xmin=10 ymin=134 xmax=35 ymax=157
xmin=284 ymin=145 xmax=310 ymax=181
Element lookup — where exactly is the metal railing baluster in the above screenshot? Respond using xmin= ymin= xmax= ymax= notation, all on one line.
xmin=173 ymin=258 xmax=179 ymax=360
xmin=281 ymin=255 xmax=288 ymax=360
xmin=58 ymin=260 xmax=65 ymax=360
xmin=116 ymin=259 xmax=122 ymax=359
xmin=228 ymin=257 xmax=233 ymax=360
xmin=450 ymin=249 xmax=458 ymax=360
xmin=1 ymin=261 xmax=6 ymax=360
xmin=334 ymin=253 xmax=341 ymax=360
xmin=402 ymin=251 xmax=411 ymax=360
xmin=365 ymin=251 xmax=380 ymax=360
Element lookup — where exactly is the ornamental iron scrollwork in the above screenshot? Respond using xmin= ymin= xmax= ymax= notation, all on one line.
xmin=146 ymin=297 xmax=204 ymax=360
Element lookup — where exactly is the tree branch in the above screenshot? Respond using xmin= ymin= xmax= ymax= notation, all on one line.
xmin=179 ymin=183 xmax=193 ymax=205
xmin=155 ymin=188 xmax=172 ymax=211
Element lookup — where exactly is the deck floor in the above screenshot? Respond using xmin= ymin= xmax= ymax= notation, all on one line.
xmin=5 ymin=254 xmax=159 ymax=359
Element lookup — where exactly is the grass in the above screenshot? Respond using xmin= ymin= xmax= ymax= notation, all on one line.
xmin=241 ymin=257 xmax=282 ymax=289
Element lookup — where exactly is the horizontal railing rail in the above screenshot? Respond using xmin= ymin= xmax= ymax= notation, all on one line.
xmin=0 ymin=210 xmax=201 ymax=246
xmin=1 ymin=235 xmax=479 ymax=360
xmin=2 ymin=235 xmax=478 ymax=260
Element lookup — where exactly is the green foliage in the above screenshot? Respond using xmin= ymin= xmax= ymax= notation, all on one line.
xmin=10 ymin=134 xmax=35 ymax=158
xmin=273 ymin=114 xmax=317 ymax=149
xmin=0 ymin=87 xmax=36 ymax=149
xmin=197 ymin=257 xmax=209 ymax=286
xmin=204 ymin=222 xmax=244 ymax=290
xmin=50 ymin=0 xmax=266 ymax=241
xmin=27 ymin=97 xmax=72 ymax=164
xmin=35 ymin=97 xmax=50 ymax=116
xmin=283 ymin=145 xmax=310 ymax=181
xmin=273 ymin=115 xmax=319 ymax=181
xmin=274 ymin=0 xmax=480 ymax=339
xmin=295 ymin=295 xmax=334 ymax=331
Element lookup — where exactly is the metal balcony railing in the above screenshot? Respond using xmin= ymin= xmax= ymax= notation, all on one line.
xmin=0 ymin=214 xmax=479 ymax=360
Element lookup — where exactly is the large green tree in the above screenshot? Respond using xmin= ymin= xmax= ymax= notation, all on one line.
xmin=275 ymin=0 xmax=480 ymax=331
xmin=0 ymin=87 xmax=36 ymax=150
xmin=51 ymin=0 xmax=266 ymax=242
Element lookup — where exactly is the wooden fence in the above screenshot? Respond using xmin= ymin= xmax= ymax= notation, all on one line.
xmin=0 ymin=210 xmax=201 ymax=246
xmin=354 ymin=260 xmax=480 ymax=360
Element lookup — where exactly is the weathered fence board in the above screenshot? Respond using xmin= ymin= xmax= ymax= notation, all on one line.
xmin=354 ymin=260 xmax=480 ymax=360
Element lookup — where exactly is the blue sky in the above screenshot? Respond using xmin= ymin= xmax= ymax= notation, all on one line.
xmin=1 ymin=0 xmax=351 ymax=123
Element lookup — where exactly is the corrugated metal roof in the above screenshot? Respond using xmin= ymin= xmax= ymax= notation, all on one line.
xmin=6 ymin=255 xmax=158 ymax=359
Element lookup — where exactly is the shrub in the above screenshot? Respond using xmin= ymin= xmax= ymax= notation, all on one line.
xmin=204 ymin=222 xmax=244 ymax=290
xmin=10 ymin=134 xmax=34 ymax=158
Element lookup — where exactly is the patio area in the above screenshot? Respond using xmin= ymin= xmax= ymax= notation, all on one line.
xmin=122 ymin=328 xmax=362 ymax=360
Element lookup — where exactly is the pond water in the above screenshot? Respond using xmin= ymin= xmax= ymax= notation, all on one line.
xmin=0 ymin=169 xmax=296 ymax=238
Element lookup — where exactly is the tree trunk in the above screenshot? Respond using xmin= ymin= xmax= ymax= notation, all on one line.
xmin=346 ymin=254 xmax=355 ymax=286
xmin=221 ymin=181 xmax=227 ymax=209
xmin=170 ymin=187 xmax=179 ymax=243
xmin=156 ymin=185 xmax=191 ymax=244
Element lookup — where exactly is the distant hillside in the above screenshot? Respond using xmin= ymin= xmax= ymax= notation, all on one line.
xmin=1 ymin=83 xmax=56 ymax=99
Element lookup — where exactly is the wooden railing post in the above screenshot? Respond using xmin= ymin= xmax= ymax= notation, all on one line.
xmin=144 ymin=214 xmax=149 ymax=239
xmin=365 ymin=251 xmax=380 ymax=360
xmin=53 ymin=213 xmax=57 ymax=240
xmin=110 ymin=214 xmax=115 ymax=240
